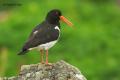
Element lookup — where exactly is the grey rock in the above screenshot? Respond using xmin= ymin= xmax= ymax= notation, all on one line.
xmin=0 ymin=60 xmax=87 ymax=80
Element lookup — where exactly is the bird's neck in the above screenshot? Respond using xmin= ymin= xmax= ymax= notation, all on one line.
xmin=46 ymin=18 xmax=60 ymax=25
xmin=44 ymin=20 xmax=60 ymax=29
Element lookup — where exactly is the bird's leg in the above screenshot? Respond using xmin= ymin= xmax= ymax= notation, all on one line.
xmin=45 ymin=50 xmax=49 ymax=65
xmin=40 ymin=49 xmax=44 ymax=64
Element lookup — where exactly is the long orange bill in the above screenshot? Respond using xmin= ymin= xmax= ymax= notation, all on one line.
xmin=60 ymin=16 xmax=73 ymax=27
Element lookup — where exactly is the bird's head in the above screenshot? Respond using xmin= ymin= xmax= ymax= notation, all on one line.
xmin=46 ymin=9 xmax=73 ymax=26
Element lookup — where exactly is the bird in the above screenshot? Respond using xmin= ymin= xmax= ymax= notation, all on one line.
xmin=18 ymin=9 xmax=73 ymax=65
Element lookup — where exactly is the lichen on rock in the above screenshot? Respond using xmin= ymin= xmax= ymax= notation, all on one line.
xmin=1 ymin=60 xmax=87 ymax=80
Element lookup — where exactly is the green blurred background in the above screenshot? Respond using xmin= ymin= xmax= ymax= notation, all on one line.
xmin=0 ymin=0 xmax=120 ymax=80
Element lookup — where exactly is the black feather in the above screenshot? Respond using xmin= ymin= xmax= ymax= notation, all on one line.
xmin=18 ymin=48 xmax=28 ymax=55
xmin=18 ymin=9 xmax=61 ymax=55
xmin=22 ymin=21 xmax=60 ymax=50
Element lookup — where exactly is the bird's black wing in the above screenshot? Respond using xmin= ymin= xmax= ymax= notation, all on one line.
xmin=18 ymin=21 xmax=59 ymax=55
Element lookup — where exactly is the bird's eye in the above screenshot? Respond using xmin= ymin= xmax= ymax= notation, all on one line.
xmin=55 ymin=12 xmax=58 ymax=15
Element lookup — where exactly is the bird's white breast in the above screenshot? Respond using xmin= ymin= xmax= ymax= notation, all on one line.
xmin=37 ymin=40 xmax=58 ymax=50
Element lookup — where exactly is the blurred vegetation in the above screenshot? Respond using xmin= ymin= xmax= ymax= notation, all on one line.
xmin=0 ymin=0 xmax=120 ymax=80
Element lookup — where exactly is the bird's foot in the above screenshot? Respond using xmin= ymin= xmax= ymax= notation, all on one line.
xmin=41 ymin=61 xmax=44 ymax=64
xmin=45 ymin=62 xmax=52 ymax=66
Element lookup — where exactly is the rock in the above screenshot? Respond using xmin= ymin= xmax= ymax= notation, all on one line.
xmin=0 ymin=60 xmax=87 ymax=80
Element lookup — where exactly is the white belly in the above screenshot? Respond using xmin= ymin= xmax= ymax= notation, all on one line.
xmin=37 ymin=40 xmax=58 ymax=50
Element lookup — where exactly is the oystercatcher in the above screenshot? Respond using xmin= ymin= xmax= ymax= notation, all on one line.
xmin=18 ymin=9 xmax=73 ymax=65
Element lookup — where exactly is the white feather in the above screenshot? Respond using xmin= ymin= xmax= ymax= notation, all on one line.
xmin=28 ymin=40 xmax=58 ymax=51
xmin=55 ymin=26 xmax=60 ymax=31
xmin=37 ymin=40 xmax=58 ymax=50
xmin=33 ymin=30 xmax=38 ymax=34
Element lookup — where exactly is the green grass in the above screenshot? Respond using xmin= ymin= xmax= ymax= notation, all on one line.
xmin=0 ymin=0 xmax=120 ymax=80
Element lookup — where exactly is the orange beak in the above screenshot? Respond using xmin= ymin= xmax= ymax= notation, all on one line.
xmin=60 ymin=16 xmax=73 ymax=27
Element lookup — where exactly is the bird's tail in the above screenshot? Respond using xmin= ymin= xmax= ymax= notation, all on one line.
xmin=18 ymin=48 xmax=28 ymax=55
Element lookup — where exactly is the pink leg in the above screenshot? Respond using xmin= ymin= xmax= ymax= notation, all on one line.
xmin=45 ymin=50 xmax=49 ymax=65
xmin=40 ymin=49 xmax=44 ymax=64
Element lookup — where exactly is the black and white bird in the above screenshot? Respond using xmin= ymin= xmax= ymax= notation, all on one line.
xmin=18 ymin=9 xmax=73 ymax=65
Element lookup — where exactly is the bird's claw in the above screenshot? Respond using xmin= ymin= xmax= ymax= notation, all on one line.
xmin=41 ymin=62 xmax=44 ymax=64
xmin=45 ymin=63 xmax=52 ymax=66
